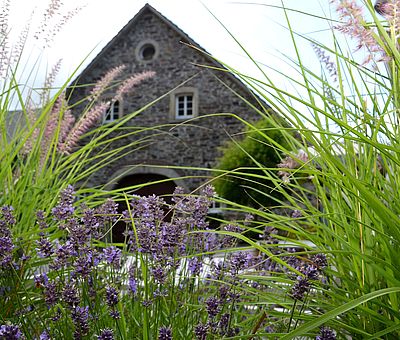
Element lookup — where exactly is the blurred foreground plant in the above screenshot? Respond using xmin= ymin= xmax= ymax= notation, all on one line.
xmin=208 ymin=0 xmax=400 ymax=338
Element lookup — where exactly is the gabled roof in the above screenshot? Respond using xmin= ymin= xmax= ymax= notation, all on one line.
xmin=72 ymin=3 xmax=260 ymax=99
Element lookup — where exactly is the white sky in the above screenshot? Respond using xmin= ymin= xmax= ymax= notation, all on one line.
xmin=5 ymin=0 xmax=346 ymax=110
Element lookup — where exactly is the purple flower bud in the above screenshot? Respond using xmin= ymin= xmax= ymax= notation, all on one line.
xmin=109 ymin=310 xmax=120 ymax=319
xmin=128 ymin=276 xmax=137 ymax=295
xmin=316 ymin=326 xmax=336 ymax=340
xmin=103 ymin=246 xmax=121 ymax=268
xmin=188 ymin=257 xmax=203 ymax=276
xmin=151 ymin=266 xmax=166 ymax=284
xmin=105 ymin=286 xmax=119 ymax=307
xmin=43 ymin=280 xmax=58 ymax=308
xmin=39 ymin=330 xmax=50 ymax=340
xmin=312 ymin=253 xmax=328 ymax=269
xmin=158 ymin=326 xmax=172 ymax=340
xmin=205 ymin=296 xmax=220 ymax=318
xmin=52 ymin=185 xmax=75 ymax=221
xmin=71 ymin=306 xmax=89 ymax=337
xmin=1 ymin=206 xmax=16 ymax=227
xmin=291 ymin=276 xmax=310 ymax=300
xmin=62 ymin=282 xmax=80 ymax=308
xmin=0 ymin=323 xmax=23 ymax=339
xmin=0 ymin=236 xmax=14 ymax=267
xmin=36 ymin=237 xmax=54 ymax=258
xmin=194 ymin=324 xmax=208 ymax=340
xmin=142 ymin=299 xmax=152 ymax=307
xmin=36 ymin=211 xmax=48 ymax=230
xmin=97 ymin=329 xmax=115 ymax=340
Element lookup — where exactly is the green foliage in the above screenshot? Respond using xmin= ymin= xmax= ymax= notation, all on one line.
xmin=214 ymin=117 xmax=292 ymax=208
xmin=207 ymin=0 xmax=400 ymax=338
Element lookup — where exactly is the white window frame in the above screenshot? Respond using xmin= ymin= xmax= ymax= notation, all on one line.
xmin=103 ymin=100 xmax=122 ymax=124
xmin=208 ymin=201 xmax=225 ymax=214
xmin=175 ymin=94 xmax=194 ymax=119
xmin=169 ymin=87 xmax=198 ymax=121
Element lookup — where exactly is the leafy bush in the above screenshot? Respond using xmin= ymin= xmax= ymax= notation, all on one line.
xmin=214 ymin=117 xmax=292 ymax=208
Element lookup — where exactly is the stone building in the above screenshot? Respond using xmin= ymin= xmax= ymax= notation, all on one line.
xmin=69 ymin=3 xmax=264 ymax=203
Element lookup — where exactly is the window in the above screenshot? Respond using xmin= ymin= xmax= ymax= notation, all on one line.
xmin=139 ymin=44 xmax=156 ymax=61
xmin=169 ymin=87 xmax=198 ymax=120
xmin=175 ymin=94 xmax=193 ymax=118
xmin=103 ymin=100 xmax=121 ymax=123
xmin=209 ymin=201 xmax=224 ymax=214
xmin=135 ymin=40 xmax=159 ymax=62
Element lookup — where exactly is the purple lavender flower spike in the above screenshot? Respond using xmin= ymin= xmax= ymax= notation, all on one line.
xmin=194 ymin=324 xmax=208 ymax=340
xmin=51 ymin=240 xmax=76 ymax=270
xmin=201 ymin=184 xmax=216 ymax=199
xmin=1 ymin=206 xmax=16 ymax=227
xmin=158 ymin=326 xmax=172 ymax=340
xmin=97 ymin=329 xmax=115 ymax=340
xmin=205 ymin=296 xmax=220 ymax=318
xmin=228 ymin=251 xmax=250 ymax=276
xmin=218 ymin=313 xmax=230 ymax=335
xmin=316 ymin=326 xmax=336 ymax=340
xmin=36 ymin=210 xmax=48 ymax=230
xmin=34 ymin=273 xmax=49 ymax=288
xmin=128 ymin=275 xmax=137 ymax=295
xmin=291 ymin=276 xmax=311 ymax=300
xmin=71 ymin=306 xmax=90 ymax=338
xmin=39 ymin=330 xmax=50 ymax=340
xmin=0 ymin=236 xmax=14 ymax=267
xmin=52 ymin=185 xmax=75 ymax=222
xmin=0 ymin=324 xmax=23 ymax=339
xmin=312 ymin=253 xmax=328 ymax=269
xmin=97 ymin=199 xmax=119 ymax=224
xmin=103 ymin=246 xmax=121 ymax=269
xmin=43 ymin=280 xmax=58 ymax=308
xmin=62 ymin=282 xmax=80 ymax=308
xmin=142 ymin=299 xmax=153 ymax=307
xmin=303 ymin=265 xmax=319 ymax=281
xmin=81 ymin=207 xmax=100 ymax=237
xmin=151 ymin=266 xmax=166 ymax=284
xmin=105 ymin=286 xmax=119 ymax=307
xmin=188 ymin=257 xmax=203 ymax=276
xmin=36 ymin=237 xmax=54 ymax=258
xmin=109 ymin=310 xmax=120 ymax=319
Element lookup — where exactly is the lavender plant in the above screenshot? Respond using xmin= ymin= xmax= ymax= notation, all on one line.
xmin=1 ymin=184 xmax=291 ymax=339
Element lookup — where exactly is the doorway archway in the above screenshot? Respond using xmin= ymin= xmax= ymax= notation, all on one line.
xmin=111 ymin=173 xmax=177 ymax=244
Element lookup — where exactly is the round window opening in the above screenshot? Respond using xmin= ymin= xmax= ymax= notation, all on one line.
xmin=140 ymin=44 xmax=156 ymax=61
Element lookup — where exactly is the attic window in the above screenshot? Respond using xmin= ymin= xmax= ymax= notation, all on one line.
xmin=136 ymin=40 xmax=159 ymax=62
xmin=140 ymin=44 xmax=155 ymax=60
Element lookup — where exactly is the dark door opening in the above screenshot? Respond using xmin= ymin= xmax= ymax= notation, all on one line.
xmin=112 ymin=173 xmax=177 ymax=244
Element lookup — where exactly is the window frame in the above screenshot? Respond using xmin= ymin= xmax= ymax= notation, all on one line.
xmin=135 ymin=39 xmax=159 ymax=63
xmin=175 ymin=93 xmax=194 ymax=118
xmin=103 ymin=100 xmax=122 ymax=124
xmin=169 ymin=87 xmax=198 ymax=121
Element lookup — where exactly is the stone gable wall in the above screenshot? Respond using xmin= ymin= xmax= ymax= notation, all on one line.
xmin=69 ymin=8 xmax=262 ymax=191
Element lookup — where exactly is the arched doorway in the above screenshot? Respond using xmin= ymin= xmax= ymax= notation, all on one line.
xmin=112 ymin=173 xmax=177 ymax=244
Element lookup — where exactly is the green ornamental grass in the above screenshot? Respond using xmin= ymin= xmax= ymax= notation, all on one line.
xmin=3 ymin=0 xmax=400 ymax=339
xmin=209 ymin=0 xmax=400 ymax=338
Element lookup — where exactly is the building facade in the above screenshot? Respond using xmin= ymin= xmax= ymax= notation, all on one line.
xmin=69 ymin=4 xmax=263 ymax=199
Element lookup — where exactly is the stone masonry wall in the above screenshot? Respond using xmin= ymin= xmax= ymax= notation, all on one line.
xmin=69 ymin=6 xmax=263 ymax=191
